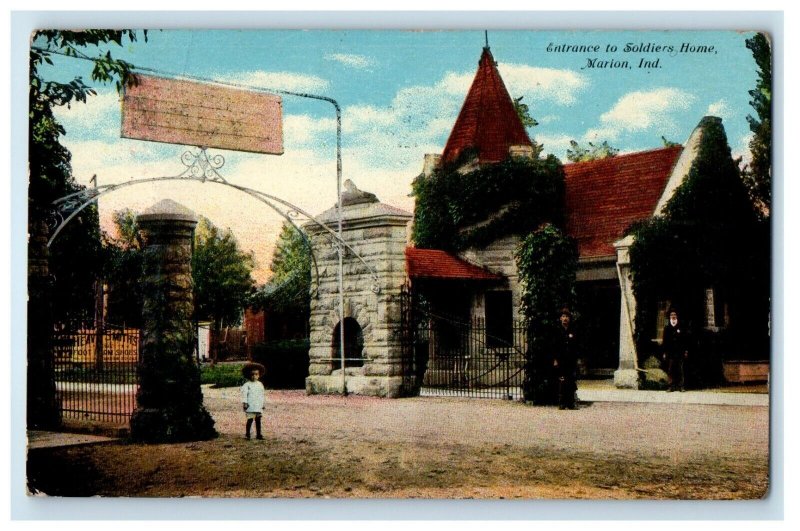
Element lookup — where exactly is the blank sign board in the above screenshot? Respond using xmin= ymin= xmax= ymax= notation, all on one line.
xmin=121 ymin=75 xmax=283 ymax=155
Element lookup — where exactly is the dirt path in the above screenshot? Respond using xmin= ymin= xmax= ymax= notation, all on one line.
xmin=27 ymin=388 xmax=770 ymax=499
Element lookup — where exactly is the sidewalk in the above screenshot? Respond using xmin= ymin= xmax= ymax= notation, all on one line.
xmin=576 ymin=379 xmax=769 ymax=407
xmin=27 ymin=430 xmax=119 ymax=450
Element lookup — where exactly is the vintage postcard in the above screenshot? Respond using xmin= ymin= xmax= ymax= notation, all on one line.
xmin=24 ymin=26 xmax=772 ymax=504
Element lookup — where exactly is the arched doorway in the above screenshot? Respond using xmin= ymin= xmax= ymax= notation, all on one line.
xmin=331 ymin=317 xmax=364 ymax=370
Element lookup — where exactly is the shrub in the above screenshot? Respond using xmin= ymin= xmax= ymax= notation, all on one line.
xmin=200 ymin=362 xmax=246 ymax=388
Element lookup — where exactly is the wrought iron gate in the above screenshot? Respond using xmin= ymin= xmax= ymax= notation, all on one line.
xmin=52 ymin=321 xmax=139 ymax=424
xmin=400 ymin=285 xmax=527 ymax=399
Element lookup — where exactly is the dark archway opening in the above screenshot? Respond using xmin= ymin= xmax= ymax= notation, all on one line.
xmin=332 ymin=317 xmax=364 ymax=370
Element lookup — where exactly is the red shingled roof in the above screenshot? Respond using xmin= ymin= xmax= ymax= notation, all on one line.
xmin=564 ymin=146 xmax=683 ymax=259
xmin=406 ymin=248 xmax=503 ymax=281
xmin=441 ymin=48 xmax=532 ymax=165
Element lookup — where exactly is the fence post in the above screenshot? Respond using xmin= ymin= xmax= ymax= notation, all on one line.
xmin=94 ymin=281 xmax=105 ymax=371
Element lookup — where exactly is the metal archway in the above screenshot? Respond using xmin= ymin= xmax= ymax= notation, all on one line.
xmin=48 ymin=148 xmax=382 ymax=298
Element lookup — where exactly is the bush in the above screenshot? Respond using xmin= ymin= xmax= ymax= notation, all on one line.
xmin=251 ymin=339 xmax=310 ymax=389
xmin=200 ymin=362 xmax=246 ymax=388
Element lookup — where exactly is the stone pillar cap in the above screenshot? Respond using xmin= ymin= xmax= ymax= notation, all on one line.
xmin=138 ymin=199 xmax=198 ymax=224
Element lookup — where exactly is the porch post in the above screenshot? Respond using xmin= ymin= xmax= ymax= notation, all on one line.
xmin=614 ymin=235 xmax=640 ymax=389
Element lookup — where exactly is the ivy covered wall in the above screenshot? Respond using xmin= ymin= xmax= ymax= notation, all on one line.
xmin=412 ymin=154 xmax=565 ymax=252
xmin=628 ymin=117 xmax=769 ymax=378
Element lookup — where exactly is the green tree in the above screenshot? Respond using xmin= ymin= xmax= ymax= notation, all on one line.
xmin=742 ymin=32 xmax=772 ymax=214
xmin=30 ymin=31 xmax=144 ymax=322
xmin=102 ymin=209 xmax=145 ymax=327
xmin=513 ymin=96 xmax=539 ymax=128
xmin=252 ymin=223 xmax=312 ymax=315
xmin=192 ymin=217 xmax=256 ymax=331
xmin=566 ymin=140 xmax=619 ymax=162
xmin=513 ymin=96 xmax=544 ymax=158
xmin=661 ymin=136 xmax=680 ymax=148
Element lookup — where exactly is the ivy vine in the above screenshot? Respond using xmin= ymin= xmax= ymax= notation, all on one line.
xmin=412 ymin=154 xmax=565 ymax=252
xmin=628 ymin=117 xmax=769 ymax=371
xmin=515 ymin=224 xmax=579 ymax=403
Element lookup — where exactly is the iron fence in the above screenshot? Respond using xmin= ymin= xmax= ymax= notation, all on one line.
xmin=400 ymin=286 xmax=528 ymax=400
xmin=416 ymin=317 xmax=527 ymax=400
xmin=52 ymin=322 xmax=139 ymax=423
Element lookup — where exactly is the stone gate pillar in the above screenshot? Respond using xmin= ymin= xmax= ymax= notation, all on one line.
xmin=130 ymin=199 xmax=216 ymax=442
xmin=27 ymin=212 xmax=61 ymax=429
xmin=305 ymin=181 xmax=412 ymax=397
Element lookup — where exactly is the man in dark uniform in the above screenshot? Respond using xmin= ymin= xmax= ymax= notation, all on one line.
xmin=662 ymin=308 xmax=689 ymax=392
xmin=553 ymin=307 xmax=578 ymax=409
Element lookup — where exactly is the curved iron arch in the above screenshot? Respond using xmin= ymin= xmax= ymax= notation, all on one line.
xmin=48 ymin=149 xmax=383 ymax=296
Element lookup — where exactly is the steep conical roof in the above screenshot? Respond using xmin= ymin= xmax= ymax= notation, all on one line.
xmin=441 ymin=47 xmax=533 ymax=165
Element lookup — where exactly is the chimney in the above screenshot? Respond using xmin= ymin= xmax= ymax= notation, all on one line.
xmin=508 ymin=144 xmax=534 ymax=159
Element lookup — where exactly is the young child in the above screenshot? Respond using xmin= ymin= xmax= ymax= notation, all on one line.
xmin=240 ymin=362 xmax=266 ymax=440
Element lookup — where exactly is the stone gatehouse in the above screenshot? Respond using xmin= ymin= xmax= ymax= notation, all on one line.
xmin=304 ymin=181 xmax=412 ymax=397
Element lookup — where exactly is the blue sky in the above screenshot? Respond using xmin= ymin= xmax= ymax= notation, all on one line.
xmin=39 ymin=29 xmax=760 ymax=282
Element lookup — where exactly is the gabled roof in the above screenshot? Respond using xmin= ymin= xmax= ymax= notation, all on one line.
xmin=406 ymin=248 xmax=503 ymax=281
xmin=563 ymin=146 xmax=683 ymax=259
xmin=441 ymin=48 xmax=532 ymax=165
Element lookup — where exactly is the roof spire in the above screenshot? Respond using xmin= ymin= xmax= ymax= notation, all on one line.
xmin=484 ymin=30 xmax=489 ymax=50
xmin=440 ymin=45 xmax=533 ymax=165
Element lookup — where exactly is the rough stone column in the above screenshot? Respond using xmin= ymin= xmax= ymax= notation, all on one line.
xmin=130 ymin=199 xmax=216 ymax=442
xmin=613 ymin=235 xmax=640 ymax=389
xmin=27 ymin=212 xmax=61 ymax=429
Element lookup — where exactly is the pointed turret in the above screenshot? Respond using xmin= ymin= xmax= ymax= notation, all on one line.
xmin=440 ymin=47 xmax=533 ymax=165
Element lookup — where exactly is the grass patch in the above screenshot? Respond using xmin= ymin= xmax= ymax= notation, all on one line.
xmin=200 ymin=362 xmax=246 ymax=388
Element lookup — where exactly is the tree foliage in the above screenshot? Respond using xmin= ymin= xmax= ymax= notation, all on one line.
xmin=566 ymin=140 xmax=619 ymax=162
xmin=661 ymin=136 xmax=680 ymax=148
xmin=29 ymin=30 xmax=144 ymax=322
xmin=251 ymin=223 xmax=312 ymax=315
xmin=192 ymin=217 xmax=256 ymax=330
xmin=412 ymin=155 xmax=565 ymax=252
xmin=742 ymin=32 xmax=772 ymax=214
xmin=513 ymin=96 xmax=544 ymax=158
xmin=515 ymin=224 xmax=578 ymax=404
xmin=102 ymin=209 xmax=145 ymax=327
xmin=628 ymin=117 xmax=768 ymax=373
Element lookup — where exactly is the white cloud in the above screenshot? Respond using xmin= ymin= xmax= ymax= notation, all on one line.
xmin=585 ymin=88 xmax=695 ymax=141
xmin=284 ymin=114 xmax=336 ymax=147
xmin=324 ymin=53 xmax=375 ymax=70
xmin=437 ymin=64 xmax=587 ymax=106
xmin=498 ymin=63 xmax=588 ymax=105
xmin=733 ymin=132 xmax=754 ymax=165
xmin=215 ymin=71 xmax=330 ymax=93
xmin=537 ymin=115 xmax=559 ymax=125
xmin=706 ymin=99 xmax=732 ymax=120
xmin=535 ymin=133 xmax=574 ymax=159
xmin=52 ymin=89 xmax=121 ymax=139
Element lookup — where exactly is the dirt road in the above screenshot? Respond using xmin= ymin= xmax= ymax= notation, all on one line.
xmin=27 ymin=387 xmax=769 ymax=499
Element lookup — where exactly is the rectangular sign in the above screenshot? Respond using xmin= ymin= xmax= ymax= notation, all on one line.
xmin=121 ymin=74 xmax=283 ymax=155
